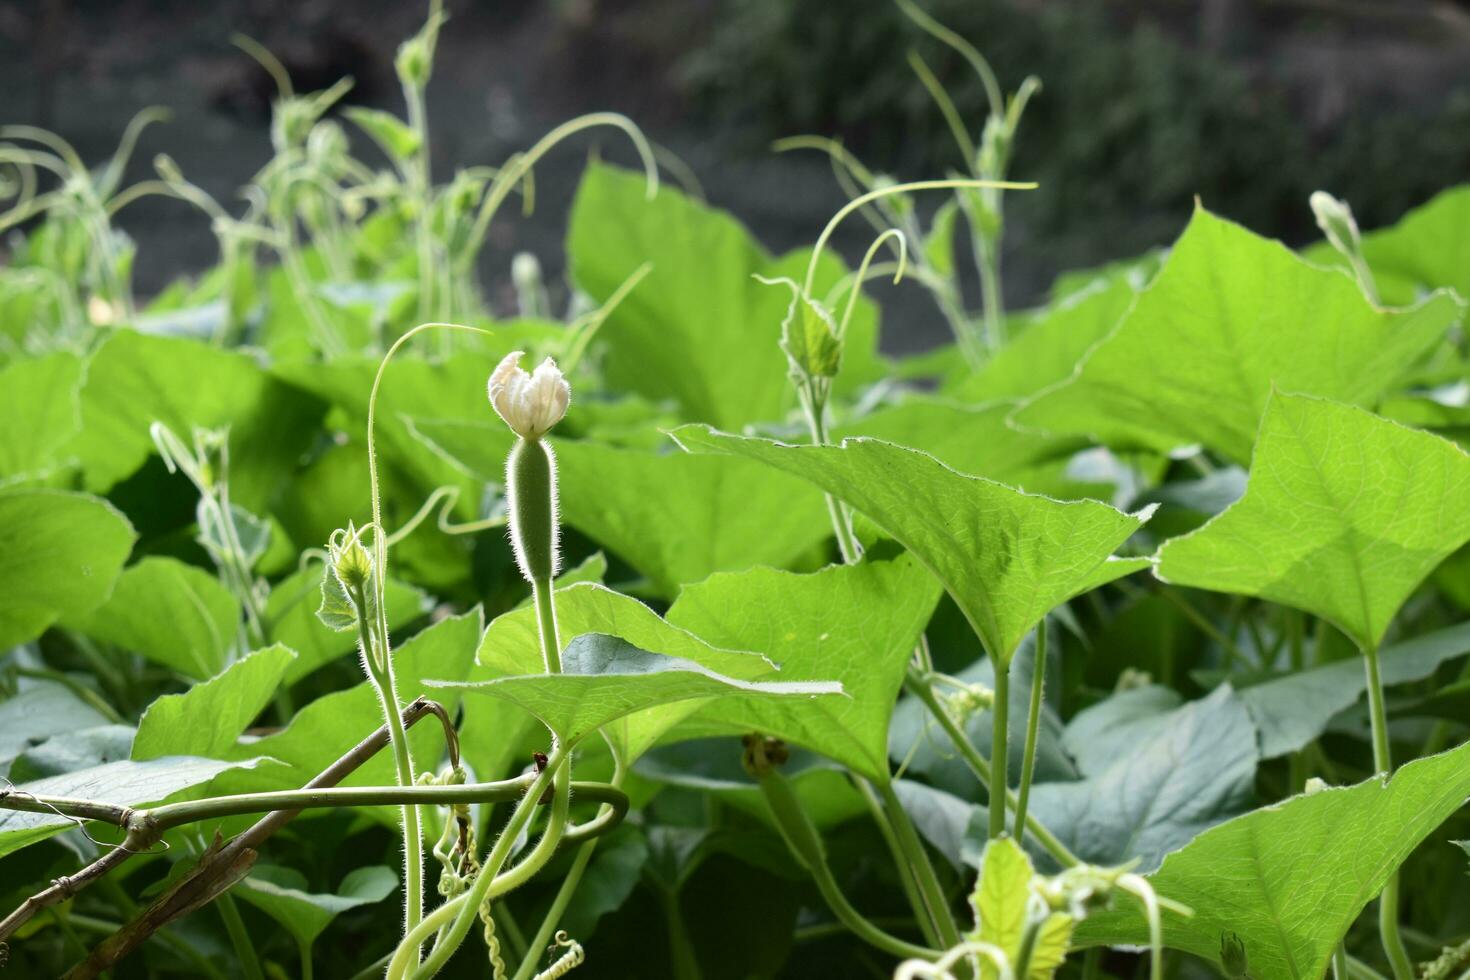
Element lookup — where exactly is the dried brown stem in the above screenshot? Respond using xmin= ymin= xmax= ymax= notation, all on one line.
xmin=15 ymin=696 xmax=442 ymax=978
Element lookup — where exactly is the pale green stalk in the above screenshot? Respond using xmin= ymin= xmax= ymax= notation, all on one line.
xmin=1013 ymin=621 xmax=1047 ymax=838
xmin=1363 ymin=643 xmax=1414 ymax=980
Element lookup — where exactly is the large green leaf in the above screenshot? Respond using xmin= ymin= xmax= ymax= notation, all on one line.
xmin=1028 ymin=685 xmax=1258 ymax=872
xmin=1012 ymin=207 xmax=1463 ymax=464
xmin=434 ymin=633 xmax=840 ymax=756
xmin=567 ymin=162 xmax=882 ymax=428
xmin=834 ymin=397 xmax=1093 ymax=498
xmin=133 ymin=646 xmax=296 ymax=761
xmin=947 ymin=275 xmax=1136 ymax=405
xmin=477 ymin=581 xmax=769 ymax=678
xmin=1075 ymin=738 xmax=1470 ymax=980
xmin=404 ymin=417 xmax=832 ymax=595
xmin=0 ymin=756 xmax=265 ymax=858
xmin=237 ymin=864 xmax=398 ymax=950
xmin=665 ymin=553 xmax=941 ymax=782
xmin=64 ymin=556 xmax=241 ymax=680
xmin=0 ymin=681 xmax=113 ymax=774
xmin=671 ymin=428 xmax=1151 ymax=663
xmin=1155 ymin=393 xmax=1470 ymax=651
xmin=70 ymin=330 xmax=321 ymax=507
xmin=219 ymin=611 xmax=483 ymax=809
xmin=0 ymin=352 xmax=83 ymax=486
xmin=0 ymin=489 xmax=135 ymax=651
xmin=474 ymin=583 xmax=775 ymax=762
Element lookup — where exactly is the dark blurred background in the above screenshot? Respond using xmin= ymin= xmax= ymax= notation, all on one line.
xmin=4 ymin=0 xmax=1470 ymax=348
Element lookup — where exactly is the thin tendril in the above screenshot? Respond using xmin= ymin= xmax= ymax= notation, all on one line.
xmin=837 ymin=228 xmax=907 ymax=341
xmin=803 ymin=178 xmax=1033 ymax=297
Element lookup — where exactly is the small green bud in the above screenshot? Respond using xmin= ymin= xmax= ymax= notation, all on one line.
xmin=333 ymin=528 xmax=373 ymax=591
xmin=1220 ymin=931 xmax=1249 ymax=979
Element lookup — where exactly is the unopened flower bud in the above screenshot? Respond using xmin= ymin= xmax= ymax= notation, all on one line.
xmin=488 ymin=351 xmax=570 ymax=441
xmin=331 ymin=524 xmax=374 ymax=591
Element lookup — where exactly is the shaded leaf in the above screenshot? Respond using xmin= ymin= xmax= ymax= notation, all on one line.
xmin=133 ymin=646 xmax=296 ymax=761
xmin=65 ymin=556 xmax=240 ymax=680
xmin=0 ymin=756 xmax=265 ymax=858
xmin=0 ymin=489 xmax=135 ymax=651
xmin=1028 ymin=685 xmax=1259 ymax=872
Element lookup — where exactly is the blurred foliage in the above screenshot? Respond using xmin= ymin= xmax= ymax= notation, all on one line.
xmin=680 ymin=0 xmax=1470 ymax=260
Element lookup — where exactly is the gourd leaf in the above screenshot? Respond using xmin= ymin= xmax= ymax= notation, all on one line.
xmin=1074 ymin=738 xmax=1470 ymax=980
xmin=1012 ymin=206 xmax=1463 ymax=464
xmin=433 ymin=633 xmax=841 ymax=756
xmin=670 ymin=427 xmax=1152 ymax=664
xmin=0 ymin=756 xmax=266 ymax=858
xmin=237 ymin=864 xmax=398 ymax=950
xmin=0 ymin=489 xmax=135 ymax=651
xmin=567 ymin=162 xmax=883 ymax=429
xmin=666 ymin=553 xmax=942 ymax=782
xmin=1155 ymin=392 xmax=1470 ymax=652
xmin=405 ymin=416 xmax=831 ymax=597
xmin=133 ymin=646 xmax=297 ymax=761
xmin=65 ymin=556 xmax=240 ymax=680
xmin=0 ymin=352 xmax=83 ymax=486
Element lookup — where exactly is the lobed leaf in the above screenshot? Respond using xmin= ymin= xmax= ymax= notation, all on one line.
xmin=671 ymin=427 xmax=1151 ymax=663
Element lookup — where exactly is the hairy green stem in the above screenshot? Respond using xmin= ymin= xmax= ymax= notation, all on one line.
xmin=350 ymin=578 xmax=424 ymax=951
xmin=1014 ymin=622 xmax=1047 ymax=838
xmin=1363 ymin=644 xmax=1414 ymax=980
xmin=385 ymin=752 xmax=570 ymax=980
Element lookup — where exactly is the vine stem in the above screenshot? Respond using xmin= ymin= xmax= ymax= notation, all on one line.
xmin=383 ymin=749 xmax=570 ymax=980
xmin=875 ymin=780 xmax=962 ymax=950
xmin=754 ymin=767 xmax=938 ymax=962
xmin=904 ymin=671 xmax=1078 ymax=868
xmin=988 ymin=657 xmax=1011 ymax=841
xmin=1013 ymin=622 xmax=1047 ymax=838
xmin=853 ymin=778 xmax=941 ymax=949
xmin=1363 ymin=643 xmax=1414 ymax=980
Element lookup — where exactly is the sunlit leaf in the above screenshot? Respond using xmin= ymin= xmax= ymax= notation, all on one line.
xmin=133 ymin=646 xmax=296 ymax=761
xmin=1075 ymin=738 xmax=1470 ymax=980
xmin=672 ymin=427 xmax=1152 ymax=663
xmin=1013 ymin=207 xmax=1463 ymax=463
xmin=1155 ymin=392 xmax=1470 ymax=651
xmin=666 ymin=554 xmax=940 ymax=782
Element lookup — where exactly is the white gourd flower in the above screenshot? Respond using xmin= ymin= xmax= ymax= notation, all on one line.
xmin=487 ymin=350 xmax=570 ymax=440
